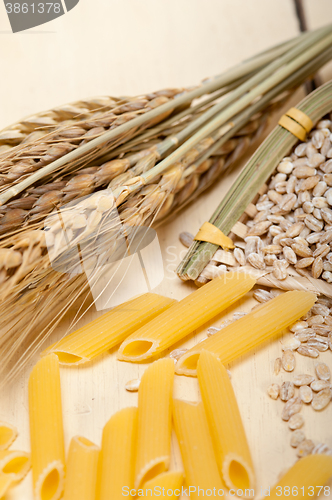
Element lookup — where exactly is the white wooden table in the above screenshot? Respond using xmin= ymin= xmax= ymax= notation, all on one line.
xmin=0 ymin=1 xmax=332 ymax=498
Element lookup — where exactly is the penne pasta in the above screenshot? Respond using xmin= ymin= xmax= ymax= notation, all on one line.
xmin=117 ymin=273 xmax=256 ymax=362
xmin=173 ymin=399 xmax=225 ymax=498
xmin=0 ymin=422 xmax=18 ymax=451
xmin=98 ymin=407 xmax=137 ymax=500
xmin=135 ymin=359 xmax=175 ymax=489
xmin=28 ymin=354 xmax=65 ymax=500
xmin=197 ymin=350 xmax=254 ymax=494
xmin=0 ymin=450 xmax=31 ymax=481
xmin=43 ymin=293 xmax=176 ymax=365
xmin=63 ymin=436 xmax=100 ymax=500
xmin=176 ymin=290 xmax=316 ymax=376
xmin=269 ymin=455 xmax=332 ymax=499
xmin=0 ymin=473 xmax=15 ymax=497
xmin=140 ymin=471 xmax=184 ymax=498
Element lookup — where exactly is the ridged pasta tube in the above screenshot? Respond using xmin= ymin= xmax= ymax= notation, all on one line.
xmin=197 ymin=350 xmax=254 ymax=494
xmin=176 ymin=291 xmax=316 ymax=376
xmin=269 ymin=455 xmax=332 ymax=498
xmin=173 ymin=399 xmax=225 ymax=499
xmin=98 ymin=407 xmax=137 ymax=500
xmin=140 ymin=471 xmax=184 ymax=498
xmin=118 ymin=273 xmax=256 ymax=362
xmin=44 ymin=293 xmax=176 ymax=365
xmin=0 ymin=450 xmax=30 ymax=481
xmin=0 ymin=422 xmax=18 ymax=451
xmin=135 ymin=359 xmax=175 ymax=488
xmin=28 ymin=354 xmax=65 ymax=500
xmin=63 ymin=436 xmax=99 ymax=500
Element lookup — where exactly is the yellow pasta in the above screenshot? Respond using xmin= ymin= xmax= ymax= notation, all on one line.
xmin=173 ymin=399 xmax=225 ymax=499
xmin=28 ymin=354 xmax=65 ymax=500
xmin=269 ymin=455 xmax=332 ymax=499
xmin=117 ymin=273 xmax=256 ymax=361
xmin=0 ymin=422 xmax=18 ymax=451
xmin=140 ymin=471 xmax=184 ymax=498
xmin=0 ymin=473 xmax=15 ymax=497
xmin=0 ymin=450 xmax=31 ymax=481
xmin=63 ymin=436 xmax=100 ymax=500
xmin=135 ymin=358 xmax=175 ymax=489
xmin=176 ymin=290 xmax=316 ymax=376
xmin=197 ymin=350 xmax=254 ymax=494
xmin=44 ymin=293 xmax=176 ymax=365
xmin=98 ymin=407 xmax=137 ymax=500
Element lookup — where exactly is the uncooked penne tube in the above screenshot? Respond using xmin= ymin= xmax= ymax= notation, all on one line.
xmin=197 ymin=350 xmax=254 ymax=493
xmin=269 ymin=455 xmax=332 ymax=499
xmin=173 ymin=400 xmax=225 ymax=498
xmin=0 ymin=422 xmax=18 ymax=451
xmin=44 ymin=293 xmax=176 ymax=365
xmin=117 ymin=273 xmax=256 ymax=361
xmin=0 ymin=473 xmax=14 ymax=497
xmin=135 ymin=359 xmax=175 ymax=489
xmin=29 ymin=354 xmax=65 ymax=500
xmin=176 ymin=290 xmax=316 ymax=376
xmin=98 ymin=407 xmax=137 ymax=500
xmin=63 ymin=436 xmax=100 ymax=500
xmin=140 ymin=471 xmax=184 ymax=498
xmin=0 ymin=450 xmax=31 ymax=481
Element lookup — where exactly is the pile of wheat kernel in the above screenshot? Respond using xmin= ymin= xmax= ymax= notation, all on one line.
xmin=254 ymin=289 xmax=332 ymax=459
xmin=236 ymin=118 xmax=332 ymax=283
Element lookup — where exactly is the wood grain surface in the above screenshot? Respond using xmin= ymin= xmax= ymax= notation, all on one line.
xmin=0 ymin=1 xmax=332 ymax=498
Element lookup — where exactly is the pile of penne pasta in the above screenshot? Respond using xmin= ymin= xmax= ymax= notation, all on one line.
xmin=1 ymin=272 xmax=332 ymax=499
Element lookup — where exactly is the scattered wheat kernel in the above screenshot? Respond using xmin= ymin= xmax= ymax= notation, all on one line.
xmin=299 ymin=385 xmax=313 ymax=404
xmin=296 ymin=439 xmax=315 ymax=458
xmin=293 ymin=374 xmax=315 ymax=387
xmin=307 ymin=338 xmax=329 ymax=352
xmin=253 ymin=289 xmax=273 ymax=303
xmin=312 ymin=388 xmax=332 ymax=411
xmin=281 ymin=397 xmax=302 ymax=421
xmin=267 ymin=383 xmax=280 ymax=400
xmin=232 ymin=311 xmax=247 ymax=320
xmin=207 ymin=327 xmax=221 ymax=337
xmin=274 ymin=357 xmax=282 ymax=376
xmin=169 ymin=348 xmax=188 ymax=361
xmin=125 ymin=379 xmax=140 ymax=392
xmin=288 ymin=414 xmax=304 ymax=430
xmin=281 ymin=338 xmax=301 ymax=351
xmin=289 ymin=321 xmax=308 ymax=333
xmin=312 ymin=325 xmax=331 ymax=337
xmin=297 ymin=345 xmax=320 ymax=358
xmin=315 ymin=362 xmax=331 ymax=381
xmin=282 ymin=350 xmax=296 ymax=372
xmin=294 ymin=329 xmax=315 ymax=342
xmin=291 ymin=430 xmax=306 ymax=448
xmin=311 ymin=380 xmax=331 ymax=392
xmin=307 ymin=315 xmax=324 ymax=326
xmin=179 ymin=231 xmax=194 ymax=248
xmin=280 ymin=382 xmax=295 ymax=402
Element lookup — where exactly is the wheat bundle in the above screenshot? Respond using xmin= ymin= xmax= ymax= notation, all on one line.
xmin=1 ymin=26 xmax=332 ymax=383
